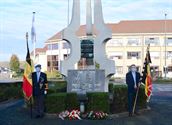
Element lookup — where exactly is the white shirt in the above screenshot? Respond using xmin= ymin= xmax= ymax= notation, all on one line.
xmin=131 ymin=71 xmax=136 ymax=86
xmin=37 ymin=72 xmax=40 ymax=82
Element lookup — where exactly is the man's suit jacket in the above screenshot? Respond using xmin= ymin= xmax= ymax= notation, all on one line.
xmin=32 ymin=72 xmax=47 ymax=96
xmin=126 ymin=71 xmax=140 ymax=93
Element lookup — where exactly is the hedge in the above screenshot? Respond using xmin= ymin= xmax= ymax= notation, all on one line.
xmin=110 ymin=85 xmax=128 ymax=113
xmin=87 ymin=92 xmax=109 ymax=113
xmin=45 ymin=93 xmax=66 ymax=113
xmin=110 ymin=85 xmax=147 ymax=113
xmin=0 ymin=84 xmax=23 ymax=102
xmin=65 ymin=93 xmax=79 ymax=111
xmin=0 ymin=81 xmax=147 ymax=114
xmin=48 ymin=81 xmax=67 ymax=93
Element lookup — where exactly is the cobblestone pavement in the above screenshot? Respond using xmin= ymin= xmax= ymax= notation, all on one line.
xmin=0 ymin=84 xmax=172 ymax=125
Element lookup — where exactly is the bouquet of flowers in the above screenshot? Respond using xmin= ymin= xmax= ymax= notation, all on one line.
xmin=58 ymin=110 xmax=69 ymax=120
xmin=87 ymin=111 xmax=108 ymax=120
xmin=58 ymin=110 xmax=82 ymax=120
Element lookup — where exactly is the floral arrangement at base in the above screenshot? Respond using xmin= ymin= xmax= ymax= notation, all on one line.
xmin=86 ymin=111 xmax=108 ymax=120
xmin=58 ymin=110 xmax=82 ymax=120
xmin=58 ymin=110 xmax=108 ymax=120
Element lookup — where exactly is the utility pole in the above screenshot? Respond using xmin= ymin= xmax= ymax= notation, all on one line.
xmin=164 ymin=13 xmax=167 ymax=79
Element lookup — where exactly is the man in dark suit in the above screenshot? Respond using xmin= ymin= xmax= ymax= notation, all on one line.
xmin=126 ymin=64 xmax=140 ymax=117
xmin=32 ymin=64 xmax=47 ymax=118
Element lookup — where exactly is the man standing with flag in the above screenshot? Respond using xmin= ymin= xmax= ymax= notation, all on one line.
xmin=126 ymin=64 xmax=141 ymax=117
xmin=32 ymin=64 xmax=48 ymax=118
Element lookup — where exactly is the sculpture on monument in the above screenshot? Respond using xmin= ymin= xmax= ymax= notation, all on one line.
xmin=60 ymin=0 xmax=115 ymax=93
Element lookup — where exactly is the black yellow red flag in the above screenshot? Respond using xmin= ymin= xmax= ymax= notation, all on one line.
xmin=141 ymin=44 xmax=152 ymax=101
xmin=22 ymin=32 xmax=33 ymax=100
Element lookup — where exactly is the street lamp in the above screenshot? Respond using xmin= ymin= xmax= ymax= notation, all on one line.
xmin=164 ymin=13 xmax=167 ymax=79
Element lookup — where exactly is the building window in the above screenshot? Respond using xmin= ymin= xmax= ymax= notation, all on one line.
xmin=64 ymin=54 xmax=69 ymax=60
xmin=108 ymin=52 xmax=123 ymax=59
xmin=167 ymin=51 xmax=172 ymax=59
xmin=127 ymin=52 xmax=141 ymax=59
xmin=47 ymin=61 xmax=50 ymax=67
xmin=168 ymin=66 xmax=172 ymax=72
xmin=127 ymin=38 xmax=140 ymax=46
xmin=52 ymin=55 xmax=58 ymax=61
xmin=63 ymin=42 xmax=70 ymax=49
xmin=116 ymin=66 xmax=123 ymax=74
xmin=145 ymin=37 xmax=159 ymax=46
xmin=166 ymin=37 xmax=172 ymax=46
xmin=52 ymin=44 xmax=58 ymax=50
xmin=106 ymin=39 xmax=123 ymax=46
xmin=150 ymin=52 xmax=159 ymax=59
xmin=47 ymin=55 xmax=59 ymax=71
xmin=47 ymin=44 xmax=58 ymax=50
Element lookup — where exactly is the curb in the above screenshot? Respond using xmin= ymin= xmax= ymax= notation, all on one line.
xmin=0 ymin=99 xmax=23 ymax=110
xmin=109 ymin=107 xmax=151 ymax=119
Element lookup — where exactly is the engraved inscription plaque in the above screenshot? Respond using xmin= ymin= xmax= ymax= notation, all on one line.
xmin=67 ymin=69 xmax=105 ymax=93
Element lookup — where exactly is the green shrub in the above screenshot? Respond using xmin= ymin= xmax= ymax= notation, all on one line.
xmin=0 ymin=84 xmax=23 ymax=102
xmin=137 ymin=86 xmax=147 ymax=108
xmin=87 ymin=92 xmax=109 ymax=113
xmin=45 ymin=93 xmax=66 ymax=113
xmin=111 ymin=85 xmax=128 ymax=113
xmin=48 ymin=81 xmax=67 ymax=93
xmin=111 ymin=85 xmax=147 ymax=113
xmin=0 ymin=92 xmax=7 ymax=102
xmin=45 ymin=70 xmax=62 ymax=79
xmin=47 ymin=89 xmax=56 ymax=94
xmin=66 ymin=93 xmax=79 ymax=110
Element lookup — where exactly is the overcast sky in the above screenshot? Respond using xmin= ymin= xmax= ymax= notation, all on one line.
xmin=0 ymin=0 xmax=172 ymax=61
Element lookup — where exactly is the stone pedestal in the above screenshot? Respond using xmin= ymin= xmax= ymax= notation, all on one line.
xmin=67 ymin=69 xmax=105 ymax=94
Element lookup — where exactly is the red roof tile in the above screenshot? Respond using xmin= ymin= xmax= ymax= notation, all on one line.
xmin=45 ymin=20 xmax=172 ymax=43
xmin=31 ymin=45 xmax=47 ymax=55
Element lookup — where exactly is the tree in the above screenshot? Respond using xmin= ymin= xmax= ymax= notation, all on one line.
xmin=10 ymin=54 xmax=20 ymax=73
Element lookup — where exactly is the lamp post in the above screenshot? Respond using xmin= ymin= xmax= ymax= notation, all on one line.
xmin=164 ymin=13 xmax=167 ymax=79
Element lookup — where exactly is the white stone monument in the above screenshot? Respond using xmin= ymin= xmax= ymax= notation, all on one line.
xmin=60 ymin=0 xmax=115 ymax=93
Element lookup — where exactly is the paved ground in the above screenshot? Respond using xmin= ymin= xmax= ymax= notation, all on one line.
xmin=0 ymin=84 xmax=172 ymax=125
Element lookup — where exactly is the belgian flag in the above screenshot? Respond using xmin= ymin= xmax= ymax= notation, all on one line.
xmin=141 ymin=44 xmax=152 ymax=101
xmin=22 ymin=32 xmax=33 ymax=100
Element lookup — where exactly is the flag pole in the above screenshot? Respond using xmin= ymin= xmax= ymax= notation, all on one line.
xmin=132 ymin=84 xmax=140 ymax=115
xmin=33 ymin=40 xmax=36 ymax=63
xmin=30 ymin=98 xmax=33 ymax=118
xmin=31 ymin=12 xmax=36 ymax=64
